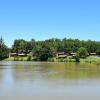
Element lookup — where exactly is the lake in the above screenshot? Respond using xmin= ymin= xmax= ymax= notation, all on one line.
xmin=0 ymin=61 xmax=100 ymax=100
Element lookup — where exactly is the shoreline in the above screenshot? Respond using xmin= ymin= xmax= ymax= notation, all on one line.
xmin=3 ymin=55 xmax=100 ymax=64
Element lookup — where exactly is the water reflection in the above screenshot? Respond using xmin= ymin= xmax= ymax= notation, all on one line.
xmin=0 ymin=61 xmax=100 ymax=84
xmin=0 ymin=61 xmax=100 ymax=100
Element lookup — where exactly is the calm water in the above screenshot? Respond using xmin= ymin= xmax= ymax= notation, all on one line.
xmin=0 ymin=61 xmax=100 ymax=100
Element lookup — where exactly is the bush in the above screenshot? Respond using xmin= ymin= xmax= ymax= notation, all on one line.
xmin=14 ymin=57 xmax=19 ymax=61
xmin=68 ymin=56 xmax=72 ymax=62
xmin=74 ymin=56 xmax=80 ymax=62
xmin=27 ymin=55 xmax=32 ymax=61
xmin=77 ymin=47 xmax=88 ymax=58
xmin=48 ymin=58 xmax=54 ymax=62
xmin=20 ymin=58 xmax=23 ymax=61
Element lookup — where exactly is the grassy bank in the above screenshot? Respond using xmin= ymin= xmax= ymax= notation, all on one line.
xmin=5 ymin=57 xmax=29 ymax=61
xmin=80 ymin=56 xmax=100 ymax=63
xmin=4 ymin=56 xmax=100 ymax=64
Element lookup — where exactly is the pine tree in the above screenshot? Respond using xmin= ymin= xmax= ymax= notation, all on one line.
xmin=0 ymin=37 xmax=9 ymax=60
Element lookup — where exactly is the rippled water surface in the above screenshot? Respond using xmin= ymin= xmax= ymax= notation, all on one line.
xmin=0 ymin=61 xmax=100 ymax=100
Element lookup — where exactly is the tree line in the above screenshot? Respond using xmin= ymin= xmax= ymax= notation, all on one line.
xmin=0 ymin=37 xmax=100 ymax=61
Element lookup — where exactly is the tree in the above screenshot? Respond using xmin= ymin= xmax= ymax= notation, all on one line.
xmin=32 ymin=39 xmax=58 ymax=61
xmin=77 ymin=47 xmax=88 ymax=58
xmin=11 ymin=39 xmax=27 ymax=53
xmin=0 ymin=37 xmax=9 ymax=60
xmin=10 ymin=37 xmax=100 ymax=61
xmin=74 ymin=56 xmax=80 ymax=62
xmin=96 ymin=49 xmax=100 ymax=55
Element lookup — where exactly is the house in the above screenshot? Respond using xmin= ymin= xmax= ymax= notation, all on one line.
xmin=18 ymin=50 xmax=28 ymax=57
xmin=57 ymin=52 xmax=67 ymax=58
xmin=70 ymin=53 xmax=77 ymax=56
xmin=9 ymin=52 xmax=27 ymax=57
xmin=9 ymin=53 xmax=18 ymax=57
xmin=18 ymin=50 xmax=27 ymax=54
xmin=18 ymin=53 xmax=27 ymax=57
xmin=89 ymin=53 xmax=96 ymax=55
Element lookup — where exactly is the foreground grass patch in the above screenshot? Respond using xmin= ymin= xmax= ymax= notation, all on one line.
xmin=81 ymin=56 xmax=100 ymax=63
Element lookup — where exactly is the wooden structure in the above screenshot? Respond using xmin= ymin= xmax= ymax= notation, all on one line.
xmin=57 ymin=52 xmax=67 ymax=58
xmin=9 ymin=52 xmax=27 ymax=57
xmin=18 ymin=53 xmax=26 ymax=57
xmin=89 ymin=53 xmax=96 ymax=55
xmin=9 ymin=53 xmax=18 ymax=57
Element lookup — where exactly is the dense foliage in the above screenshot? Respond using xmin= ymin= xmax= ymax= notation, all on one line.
xmin=0 ymin=37 xmax=100 ymax=61
xmin=77 ymin=47 xmax=88 ymax=58
xmin=0 ymin=37 xmax=9 ymax=60
xmin=10 ymin=38 xmax=100 ymax=61
xmin=11 ymin=39 xmax=36 ymax=53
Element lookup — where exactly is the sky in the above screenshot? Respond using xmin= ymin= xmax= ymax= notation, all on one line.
xmin=0 ymin=0 xmax=100 ymax=47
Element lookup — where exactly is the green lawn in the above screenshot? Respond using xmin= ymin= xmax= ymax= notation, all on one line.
xmin=5 ymin=56 xmax=28 ymax=61
xmin=4 ymin=55 xmax=100 ymax=64
xmin=81 ymin=56 xmax=100 ymax=63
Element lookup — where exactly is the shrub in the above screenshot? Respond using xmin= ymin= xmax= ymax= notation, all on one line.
xmin=74 ymin=56 xmax=80 ymax=62
xmin=77 ymin=47 xmax=88 ymax=58
xmin=27 ymin=55 xmax=32 ymax=61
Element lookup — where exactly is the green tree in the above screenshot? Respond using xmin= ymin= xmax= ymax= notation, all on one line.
xmin=11 ymin=39 xmax=27 ymax=53
xmin=77 ymin=47 xmax=88 ymax=58
xmin=96 ymin=49 xmax=100 ymax=55
xmin=0 ymin=37 xmax=9 ymax=60
xmin=10 ymin=37 xmax=100 ymax=61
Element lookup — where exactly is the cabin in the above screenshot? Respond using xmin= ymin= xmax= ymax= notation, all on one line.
xmin=9 ymin=52 xmax=27 ymax=57
xmin=18 ymin=50 xmax=27 ymax=57
xmin=89 ymin=53 xmax=96 ymax=55
xmin=9 ymin=53 xmax=18 ymax=57
xmin=18 ymin=53 xmax=27 ymax=57
xmin=57 ymin=52 xmax=67 ymax=58
xmin=18 ymin=50 xmax=27 ymax=54
xmin=70 ymin=53 xmax=77 ymax=56
xmin=70 ymin=53 xmax=77 ymax=58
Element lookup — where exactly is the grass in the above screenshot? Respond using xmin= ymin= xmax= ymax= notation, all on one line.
xmin=53 ymin=55 xmax=100 ymax=63
xmin=81 ymin=56 xmax=100 ymax=63
xmin=5 ymin=56 xmax=28 ymax=61
xmin=4 ymin=55 xmax=100 ymax=64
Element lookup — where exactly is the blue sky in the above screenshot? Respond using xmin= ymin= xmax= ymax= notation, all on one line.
xmin=0 ymin=0 xmax=100 ymax=47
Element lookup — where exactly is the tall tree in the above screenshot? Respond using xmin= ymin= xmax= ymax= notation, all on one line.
xmin=11 ymin=39 xmax=27 ymax=53
xmin=0 ymin=37 xmax=9 ymax=60
xmin=77 ymin=47 xmax=88 ymax=58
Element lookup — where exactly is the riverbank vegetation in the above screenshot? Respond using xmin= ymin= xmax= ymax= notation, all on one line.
xmin=1 ymin=37 xmax=100 ymax=63
xmin=0 ymin=37 xmax=9 ymax=60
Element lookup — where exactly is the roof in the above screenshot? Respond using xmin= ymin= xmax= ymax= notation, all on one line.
xmin=89 ymin=53 xmax=96 ymax=55
xmin=58 ymin=55 xmax=67 ymax=58
xmin=18 ymin=53 xmax=26 ymax=56
xmin=10 ymin=53 xmax=17 ymax=54
xmin=57 ymin=52 xmax=65 ymax=55
xmin=9 ymin=53 xmax=18 ymax=55
xmin=71 ymin=53 xmax=76 ymax=55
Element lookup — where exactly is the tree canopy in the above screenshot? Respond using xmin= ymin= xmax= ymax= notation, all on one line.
xmin=1 ymin=37 xmax=100 ymax=61
xmin=0 ymin=37 xmax=9 ymax=60
xmin=5 ymin=38 xmax=100 ymax=61
xmin=77 ymin=47 xmax=88 ymax=58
